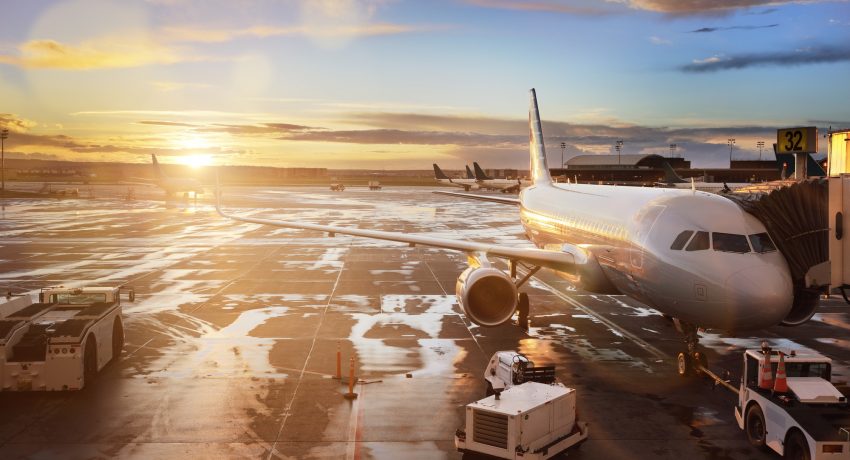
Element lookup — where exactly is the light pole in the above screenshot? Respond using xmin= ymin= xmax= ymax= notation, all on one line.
xmin=560 ymin=142 xmax=566 ymax=177
xmin=1 ymin=129 xmax=8 ymax=192
xmin=615 ymin=140 xmax=623 ymax=165
xmin=669 ymin=143 xmax=677 ymax=158
xmin=727 ymin=138 xmax=736 ymax=165
xmin=757 ymin=141 xmax=765 ymax=161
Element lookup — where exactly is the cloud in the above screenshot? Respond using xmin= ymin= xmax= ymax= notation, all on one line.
xmin=162 ymin=23 xmax=428 ymax=44
xmin=151 ymin=81 xmax=214 ymax=92
xmin=690 ymin=24 xmax=778 ymax=33
xmin=624 ymin=0 xmax=819 ymax=15
xmin=138 ymin=120 xmax=198 ymax=128
xmin=0 ymin=36 xmax=188 ymax=70
xmin=681 ymin=45 xmax=850 ymax=72
xmin=463 ymin=0 xmax=616 ymax=15
xmin=649 ymin=36 xmax=672 ymax=45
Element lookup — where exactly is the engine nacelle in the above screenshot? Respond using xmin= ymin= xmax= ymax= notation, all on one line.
xmin=781 ymin=286 xmax=820 ymax=326
xmin=456 ymin=266 xmax=518 ymax=327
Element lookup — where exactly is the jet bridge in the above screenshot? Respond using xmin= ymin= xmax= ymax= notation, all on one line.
xmin=726 ymin=179 xmax=829 ymax=325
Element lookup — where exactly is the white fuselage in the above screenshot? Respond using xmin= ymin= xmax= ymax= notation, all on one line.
xmin=478 ymin=178 xmax=531 ymax=192
xmin=519 ymin=182 xmax=793 ymax=330
xmin=438 ymin=178 xmax=479 ymax=190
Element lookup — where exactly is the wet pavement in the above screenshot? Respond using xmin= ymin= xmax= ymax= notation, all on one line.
xmin=0 ymin=185 xmax=848 ymax=459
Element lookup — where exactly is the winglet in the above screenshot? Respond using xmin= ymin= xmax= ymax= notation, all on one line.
xmin=473 ymin=162 xmax=491 ymax=181
xmin=433 ymin=163 xmax=451 ymax=180
xmin=214 ymin=170 xmax=225 ymax=217
xmin=529 ymin=89 xmax=552 ymax=185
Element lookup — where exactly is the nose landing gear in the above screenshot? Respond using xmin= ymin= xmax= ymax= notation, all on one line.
xmin=675 ymin=320 xmax=708 ymax=376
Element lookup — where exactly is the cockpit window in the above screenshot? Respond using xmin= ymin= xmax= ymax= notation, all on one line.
xmin=686 ymin=231 xmax=710 ymax=251
xmin=712 ymin=232 xmax=751 ymax=254
xmin=670 ymin=231 xmax=694 ymax=250
xmin=749 ymin=233 xmax=777 ymax=253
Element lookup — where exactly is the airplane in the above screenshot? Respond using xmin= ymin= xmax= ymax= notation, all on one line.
xmin=472 ymin=162 xmax=529 ymax=193
xmin=774 ymin=151 xmax=826 ymax=178
xmin=658 ymin=162 xmax=752 ymax=193
xmin=218 ymin=89 xmax=806 ymax=377
xmin=144 ymin=154 xmax=204 ymax=197
xmin=433 ymin=163 xmax=478 ymax=191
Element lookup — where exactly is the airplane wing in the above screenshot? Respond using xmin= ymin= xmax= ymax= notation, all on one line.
xmin=215 ymin=188 xmax=574 ymax=272
xmin=433 ymin=190 xmax=520 ymax=206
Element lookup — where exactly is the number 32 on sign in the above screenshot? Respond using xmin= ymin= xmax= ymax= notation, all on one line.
xmin=777 ymin=127 xmax=818 ymax=153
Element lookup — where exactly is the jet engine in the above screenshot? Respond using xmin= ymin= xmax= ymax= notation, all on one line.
xmin=456 ymin=266 xmax=518 ymax=327
xmin=780 ymin=286 xmax=820 ymax=326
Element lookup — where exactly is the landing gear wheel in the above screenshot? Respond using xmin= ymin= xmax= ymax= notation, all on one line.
xmin=693 ymin=351 xmax=708 ymax=375
xmin=677 ymin=352 xmax=692 ymax=376
xmin=745 ymin=405 xmax=767 ymax=448
xmin=83 ymin=336 xmax=98 ymax=388
xmin=517 ymin=293 xmax=529 ymax=329
xmin=784 ymin=430 xmax=811 ymax=460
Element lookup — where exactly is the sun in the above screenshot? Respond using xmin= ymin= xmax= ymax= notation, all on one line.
xmin=179 ymin=154 xmax=213 ymax=169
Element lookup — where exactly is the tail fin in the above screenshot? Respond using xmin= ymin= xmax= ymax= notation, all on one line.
xmin=473 ymin=162 xmax=491 ymax=180
xmin=661 ymin=162 xmax=687 ymax=184
xmin=151 ymin=154 xmax=164 ymax=180
xmin=433 ymin=163 xmax=450 ymax=180
xmin=465 ymin=165 xmax=475 ymax=179
xmin=528 ymin=89 xmax=552 ymax=185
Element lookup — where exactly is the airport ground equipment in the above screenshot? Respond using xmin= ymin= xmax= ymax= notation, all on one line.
xmin=368 ymin=181 xmax=382 ymax=190
xmin=455 ymin=381 xmax=587 ymax=459
xmin=330 ymin=183 xmax=345 ymax=191
xmin=0 ymin=286 xmax=133 ymax=391
xmin=735 ymin=345 xmax=850 ymax=459
xmin=484 ymin=351 xmax=556 ymax=395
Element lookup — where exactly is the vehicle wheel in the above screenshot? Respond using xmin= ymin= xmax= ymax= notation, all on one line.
xmin=745 ymin=404 xmax=767 ymax=448
xmin=83 ymin=336 xmax=98 ymax=387
xmin=784 ymin=430 xmax=810 ymax=460
xmin=694 ymin=351 xmax=708 ymax=375
xmin=517 ymin=293 xmax=529 ymax=328
xmin=112 ymin=317 xmax=124 ymax=359
xmin=485 ymin=382 xmax=494 ymax=397
xmin=677 ymin=352 xmax=692 ymax=376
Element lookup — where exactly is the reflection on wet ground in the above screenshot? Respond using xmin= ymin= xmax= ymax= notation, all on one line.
xmin=1 ymin=185 xmax=848 ymax=459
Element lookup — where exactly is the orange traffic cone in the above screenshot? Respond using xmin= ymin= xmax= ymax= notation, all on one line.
xmin=774 ymin=352 xmax=788 ymax=393
xmin=758 ymin=352 xmax=773 ymax=390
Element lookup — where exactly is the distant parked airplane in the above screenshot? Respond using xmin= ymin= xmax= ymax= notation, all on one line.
xmin=433 ymin=164 xmax=478 ymax=191
xmin=472 ymin=162 xmax=529 ymax=193
xmin=129 ymin=154 xmax=204 ymax=197
xmin=659 ymin=163 xmax=750 ymax=193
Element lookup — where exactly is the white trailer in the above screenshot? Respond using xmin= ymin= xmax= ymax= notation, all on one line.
xmin=0 ymin=286 xmax=132 ymax=391
xmin=735 ymin=347 xmax=850 ymax=459
xmin=455 ymin=382 xmax=588 ymax=459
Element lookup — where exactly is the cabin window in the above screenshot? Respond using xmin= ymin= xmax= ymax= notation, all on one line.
xmin=712 ymin=232 xmax=751 ymax=254
xmin=685 ymin=231 xmax=710 ymax=251
xmin=670 ymin=231 xmax=694 ymax=250
xmin=749 ymin=233 xmax=777 ymax=253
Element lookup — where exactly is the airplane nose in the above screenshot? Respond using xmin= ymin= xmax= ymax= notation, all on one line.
xmin=725 ymin=265 xmax=793 ymax=329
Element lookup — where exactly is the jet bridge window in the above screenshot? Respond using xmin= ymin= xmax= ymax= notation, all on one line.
xmin=685 ymin=231 xmax=710 ymax=251
xmin=670 ymin=231 xmax=694 ymax=250
xmin=712 ymin=232 xmax=751 ymax=254
xmin=748 ymin=233 xmax=777 ymax=253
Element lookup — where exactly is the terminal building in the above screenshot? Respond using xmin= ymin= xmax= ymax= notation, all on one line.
xmin=550 ymin=154 xmax=780 ymax=184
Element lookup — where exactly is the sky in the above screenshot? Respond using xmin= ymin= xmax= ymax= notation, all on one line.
xmin=0 ymin=0 xmax=848 ymax=169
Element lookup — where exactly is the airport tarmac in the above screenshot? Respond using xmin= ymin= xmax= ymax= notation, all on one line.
xmin=1 ymin=185 xmax=849 ymax=459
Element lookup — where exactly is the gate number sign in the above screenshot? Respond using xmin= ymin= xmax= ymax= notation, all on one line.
xmin=777 ymin=127 xmax=818 ymax=154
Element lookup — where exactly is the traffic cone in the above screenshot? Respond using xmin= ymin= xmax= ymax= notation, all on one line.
xmin=758 ymin=352 xmax=773 ymax=390
xmin=773 ymin=352 xmax=788 ymax=393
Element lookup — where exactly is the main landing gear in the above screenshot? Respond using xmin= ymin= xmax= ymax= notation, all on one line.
xmin=510 ymin=260 xmax=541 ymax=330
xmin=674 ymin=320 xmax=708 ymax=377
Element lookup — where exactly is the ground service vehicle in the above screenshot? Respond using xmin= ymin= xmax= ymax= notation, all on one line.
xmin=0 ymin=286 xmax=132 ymax=391
xmin=736 ymin=346 xmax=850 ymax=459
xmin=455 ymin=381 xmax=588 ymax=459
xmin=368 ymin=181 xmax=382 ymax=190
xmin=330 ymin=183 xmax=345 ymax=191
xmin=485 ymin=351 xmax=556 ymax=395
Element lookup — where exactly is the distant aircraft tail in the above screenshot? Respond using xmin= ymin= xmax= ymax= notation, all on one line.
xmin=473 ymin=162 xmax=491 ymax=181
xmin=528 ymin=89 xmax=552 ymax=185
xmin=151 ymin=154 xmax=164 ymax=180
xmin=773 ymin=145 xmax=826 ymax=178
xmin=433 ymin=163 xmax=451 ymax=180
xmin=662 ymin=162 xmax=687 ymax=184
xmin=465 ymin=165 xmax=475 ymax=179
